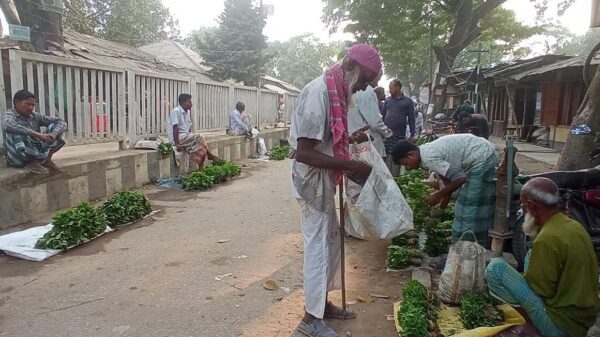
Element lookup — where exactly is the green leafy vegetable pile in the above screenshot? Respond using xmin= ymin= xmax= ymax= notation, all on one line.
xmin=36 ymin=203 xmax=108 ymax=250
xmin=101 ymin=191 xmax=153 ymax=229
xmin=181 ymin=172 xmax=215 ymax=191
xmin=424 ymin=205 xmax=455 ymax=257
xmin=398 ymin=280 xmax=442 ymax=337
xmin=391 ymin=230 xmax=419 ymax=249
xmin=181 ymin=160 xmax=241 ymax=191
xmin=395 ymin=169 xmax=432 ymax=231
xmin=460 ymin=292 xmax=504 ymax=329
xmin=387 ymin=246 xmax=423 ymax=270
xmin=270 ymin=145 xmax=290 ymax=161
xmin=158 ymin=142 xmax=173 ymax=156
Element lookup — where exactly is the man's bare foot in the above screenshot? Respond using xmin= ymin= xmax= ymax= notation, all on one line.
xmin=26 ymin=161 xmax=49 ymax=174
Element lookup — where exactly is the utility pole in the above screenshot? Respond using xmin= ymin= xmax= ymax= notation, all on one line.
xmin=467 ymin=43 xmax=489 ymax=114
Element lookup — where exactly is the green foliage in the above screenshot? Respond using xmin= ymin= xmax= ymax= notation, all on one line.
xmin=36 ymin=203 xmax=108 ymax=250
xmin=64 ymin=0 xmax=179 ymax=47
xmin=391 ymin=230 xmax=419 ymax=249
xmin=158 ymin=142 xmax=173 ymax=156
xmin=269 ymin=145 xmax=291 ymax=161
xmin=423 ymin=205 xmax=455 ymax=257
xmin=387 ymin=246 xmax=422 ymax=270
xmin=101 ymin=191 xmax=153 ymax=229
xmin=266 ymin=34 xmax=344 ymax=89
xmin=181 ymin=172 xmax=214 ymax=191
xmin=398 ymin=280 xmax=441 ymax=337
xmin=461 ymin=292 xmax=504 ymax=330
xmin=556 ymin=28 xmax=600 ymax=56
xmin=194 ymin=0 xmax=270 ymax=86
xmin=395 ymin=169 xmax=432 ymax=231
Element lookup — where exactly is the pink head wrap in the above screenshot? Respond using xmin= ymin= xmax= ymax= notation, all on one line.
xmin=346 ymin=44 xmax=382 ymax=73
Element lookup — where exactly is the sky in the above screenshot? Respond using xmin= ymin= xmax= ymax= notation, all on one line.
xmin=162 ymin=0 xmax=594 ymax=42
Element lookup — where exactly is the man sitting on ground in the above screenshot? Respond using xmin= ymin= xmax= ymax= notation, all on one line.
xmin=2 ymin=90 xmax=67 ymax=173
xmin=486 ymin=177 xmax=600 ymax=337
xmin=229 ymin=101 xmax=252 ymax=138
xmin=168 ymin=93 xmax=219 ymax=171
xmin=458 ymin=111 xmax=490 ymax=139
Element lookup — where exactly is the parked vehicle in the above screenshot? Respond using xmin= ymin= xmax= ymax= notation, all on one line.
xmin=511 ymin=165 xmax=600 ymax=271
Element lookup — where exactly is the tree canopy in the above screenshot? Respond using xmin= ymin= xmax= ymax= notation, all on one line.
xmin=266 ymin=34 xmax=344 ymax=89
xmin=194 ymin=0 xmax=270 ymax=87
xmin=64 ymin=0 xmax=179 ymax=47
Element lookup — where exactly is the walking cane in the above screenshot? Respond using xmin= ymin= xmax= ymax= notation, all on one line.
xmin=338 ymin=182 xmax=347 ymax=319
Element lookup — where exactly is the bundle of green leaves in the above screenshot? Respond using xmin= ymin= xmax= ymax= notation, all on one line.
xmin=270 ymin=145 xmax=291 ymax=161
xmin=158 ymin=142 xmax=173 ymax=156
xmin=36 ymin=203 xmax=108 ymax=250
xmin=398 ymin=280 xmax=442 ymax=337
xmin=101 ymin=191 xmax=153 ymax=229
xmin=181 ymin=172 xmax=214 ymax=191
xmin=391 ymin=230 xmax=419 ymax=249
xmin=203 ymin=164 xmax=231 ymax=184
xmin=424 ymin=206 xmax=455 ymax=257
xmin=461 ymin=292 xmax=504 ymax=330
xmin=387 ymin=246 xmax=423 ymax=270
xmin=395 ymin=169 xmax=432 ymax=231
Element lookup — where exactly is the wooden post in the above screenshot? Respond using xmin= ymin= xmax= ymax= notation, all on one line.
xmin=338 ymin=183 xmax=347 ymax=317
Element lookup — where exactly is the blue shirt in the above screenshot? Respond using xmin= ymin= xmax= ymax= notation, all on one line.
xmin=229 ymin=109 xmax=249 ymax=135
xmin=383 ymin=95 xmax=416 ymax=138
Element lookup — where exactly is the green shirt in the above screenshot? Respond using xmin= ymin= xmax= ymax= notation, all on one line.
xmin=524 ymin=213 xmax=600 ymax=337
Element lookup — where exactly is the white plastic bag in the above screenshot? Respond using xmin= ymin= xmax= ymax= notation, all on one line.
xmin=251 ymin=128 xmax=259 ymax=138
xmin=437 ymin=232 xmax=487 ymax=304
xmin=344 ymin=141 xmax=413 ymax=240
xmin=258 ymin=138 xmax=267 ymax=156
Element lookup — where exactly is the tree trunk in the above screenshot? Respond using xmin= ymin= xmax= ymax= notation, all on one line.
xmin=556 ymin=66 xmax=600 ymax=170
xmin=429 ymin=0 xmax=506 ymax=116
xmin=0 ymin=0 xmax=21 ymax=25
xmin=13 ymin=0 xmax=63 ymax=52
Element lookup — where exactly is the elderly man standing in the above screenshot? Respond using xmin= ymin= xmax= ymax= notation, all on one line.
xmin=168 ymin=93 xmax=219 ymax=171
xmin=486 ymin=178 xmax=600 ymax=337
xmin=392 ymin=134 xmax=498 ymax=247
xmin=348 ymin=71 xmax=392 ymax=159
xmin=290 ymin=44 xmax=382 ymax=337
xmin=2 ymin=90 xmax=67 ymax=173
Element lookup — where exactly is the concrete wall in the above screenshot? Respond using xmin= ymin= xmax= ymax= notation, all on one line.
xmin=0 ymin=129 xmax=289 ymax=230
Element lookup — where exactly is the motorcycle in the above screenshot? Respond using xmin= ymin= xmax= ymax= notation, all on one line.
xmin=511 ymin=165 xmax=600 ymax=271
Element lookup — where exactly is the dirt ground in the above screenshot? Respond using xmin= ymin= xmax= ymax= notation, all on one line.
xmin=0 ymin=159 xmax=406 ymax=337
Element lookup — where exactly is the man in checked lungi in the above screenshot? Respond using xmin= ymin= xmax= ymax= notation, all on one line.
xmin=392 ymin=133 xmax=498 ymax=248
xmin=167 ymin=93 xmax=219 ymax=171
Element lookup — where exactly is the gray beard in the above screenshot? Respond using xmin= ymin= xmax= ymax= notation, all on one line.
xmin=346 ymin=69 xmax=361 ymax=107
xmin=523 ymin=212 xmax=539 ymax=238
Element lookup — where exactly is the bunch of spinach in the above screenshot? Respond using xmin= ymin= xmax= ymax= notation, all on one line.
xmin=395 ymin=169 xmax=432 ymax=231
xmin=203 ymin=165 xmax=230 ymax=184
xmin=101 ymin=191 xmax=153 ymax=229
xmin=387 ymin=246 xmax=423 ymax=270
xmin=391 ymin=230 xmax=419 ymax=249
xmin=158 ymin=142 xmax=173 ymax=156
xmin=181 ymin=172 xmax=214 ymax=191
xmin=461 ymin=292 xmax=504 ymax=329
xmin=399 ymin=280 xmax=443 ymax=337
xmin=270 ymin=145 xmax=291 ymax=161
xmin=424 ymin=205 xmax=455 ymax=257
xmin=36 ymin=203 xmax=108 ymax=250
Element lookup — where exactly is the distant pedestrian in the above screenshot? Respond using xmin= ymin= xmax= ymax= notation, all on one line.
xmin=383 ymin=79 xmax=415 ymax=175
xmin=458 ymin=112 xmax=490 ymax=139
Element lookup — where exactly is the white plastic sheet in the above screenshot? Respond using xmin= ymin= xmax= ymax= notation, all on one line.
xmin=0 ymin=224 xmax=62 ymax=261
xmin=345 ymin=142 xmax=414 ymax=240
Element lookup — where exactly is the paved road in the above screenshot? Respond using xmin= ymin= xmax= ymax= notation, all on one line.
xmin=0 ymin=160 xmax=404 ymax=337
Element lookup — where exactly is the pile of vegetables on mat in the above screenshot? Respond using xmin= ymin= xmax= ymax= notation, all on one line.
xmin=36 ymin=203 xmax=108 ymax=250
xmin=181 ymin=160 xmax=241 ymax=191
xmin=423 ymin=206 xmax=454 ymax=257
xmin=101 ymin=191 xmax=153 ymax=229
xmin=270 ymin=145 xmax=291 ymax=161
xmin=391 ymin=230 xmax=419 ymax=249
xmin=398 ymin=280 xmax=442 ymax=337
xmin=387 ymin=246 xmax=424 ymax=270
xmin=460 ymin=292 xmax=504 ymax=329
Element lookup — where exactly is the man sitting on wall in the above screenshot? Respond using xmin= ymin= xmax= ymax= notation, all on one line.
xmin=168 ymin=93 xmax=219 ymax=171
xmin=2 ymin=90 xmax=67 ymax=174
xmin=486 ymin=178 xmax=600 ymax=337
xmin=229 ymin=101 xmax=253 ymax=138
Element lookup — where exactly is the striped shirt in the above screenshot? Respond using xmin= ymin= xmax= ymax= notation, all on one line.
xmin=2 ymin=109 xmax=67 ymax=137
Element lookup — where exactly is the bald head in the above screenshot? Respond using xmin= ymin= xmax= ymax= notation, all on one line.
xmin=522 ymin=177 xmax=561 ymax=208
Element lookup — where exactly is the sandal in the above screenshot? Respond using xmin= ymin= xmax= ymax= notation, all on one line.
xmin=26 ymin=161 xmax=49 ymax=174
xmin=297 ymin=319 xmax=337 ymax=337
xmin=324 ymin=302 xmax=357 ymax=320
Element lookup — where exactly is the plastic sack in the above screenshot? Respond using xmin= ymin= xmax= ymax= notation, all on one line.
xmin=258 ymin=138 xmax=267 ymax=156
xmin=438 ymin=232 xmax=487 ymax=304
xmin=344 ymin=141 xmax=413 ymax=240
xmin=251 ymin=128 xmax=259 ymax=138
